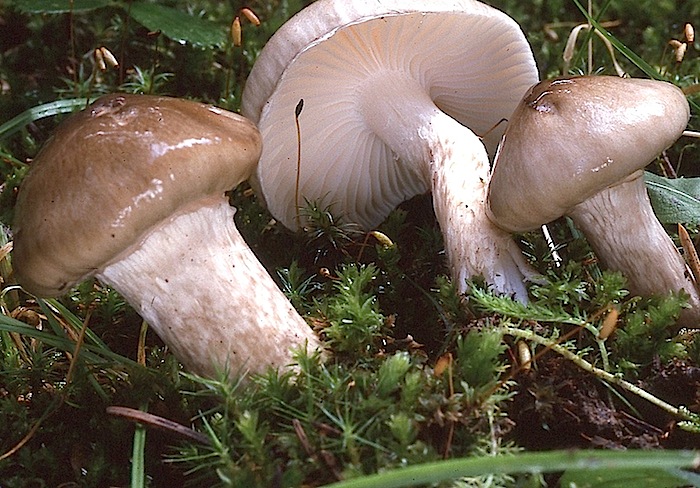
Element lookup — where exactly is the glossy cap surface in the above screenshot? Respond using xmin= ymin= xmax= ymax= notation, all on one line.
xmin=487 ymin=76 xmax=690 ymax=232
xmin=13 ymin=94 xmax=261 ymax=296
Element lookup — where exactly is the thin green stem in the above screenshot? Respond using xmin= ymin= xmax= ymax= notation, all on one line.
xmin=130 ymin=406 xmax=147 ymax=488
xmin=324 ymin=450 xmax=700 ymax=488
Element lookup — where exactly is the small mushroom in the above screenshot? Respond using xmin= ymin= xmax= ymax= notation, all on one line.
xmin=487 ymin=75 xmax=700 ymax=326
xmin=241 ymin=0 xmax=541 ymax=301
xmin=12 ymin=93 xmax=322 ymax=377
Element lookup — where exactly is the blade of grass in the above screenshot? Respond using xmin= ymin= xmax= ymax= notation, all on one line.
xmin=0 ymin=311 xmax=138 ymax=366
xmin=571 ymin=0 xmax=662 ymax=79
xmin=324 ymin=450 xmax=700 ymax=488
xmin=570 ymin=2 xmax=700 ymax=114
xmin=39 ymin=298 xmax=110 ymax=350
xmin=130 ymin=405 xmax=148 ymax=488
xmin=0 ymin=98 xmax=92 ymax=142
xmin=565 ymin=0 xmax=613 ymax=73
xmin=665 ymin=468 xmax=700 ymax=486
xmin=12 ymin=0 xmax=111 ymax=14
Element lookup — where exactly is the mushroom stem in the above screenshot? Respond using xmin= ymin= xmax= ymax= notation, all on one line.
xmin=568 ymin=173 xmax=700 ymax=326
xmin=360 ymin=74 xmax=539 ymax=301
xmin=97 ymin=198 xmax=321 ymax=378
xmin=430 ymin=132 xmax=540 ymax=301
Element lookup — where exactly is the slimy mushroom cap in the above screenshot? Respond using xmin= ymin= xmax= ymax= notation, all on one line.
xmin=13 ymin=94 xmax=262 ymax=296
xmin=487 ymin=76 xmax=690 ymax=233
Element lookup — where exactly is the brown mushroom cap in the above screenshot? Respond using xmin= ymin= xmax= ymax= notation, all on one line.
xmin=13 ymin=94 xmax=262 ymax=296
xmin=487 ymin=76 xmax=690 ymax=233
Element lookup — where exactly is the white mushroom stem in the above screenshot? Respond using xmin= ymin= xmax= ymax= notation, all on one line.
xmin=568 ymin=172 xmax=700 ymax=326
xmin=360 ymin=73 xmax=539 ymax=301
xmin=97 ymin=197 xmax=321 ymax=378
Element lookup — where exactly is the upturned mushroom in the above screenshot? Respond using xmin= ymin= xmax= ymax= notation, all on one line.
xmin=241 ymin=0 xmax=541 ymax=301
xmin=12 ymin=93 xmax=322 ymax=378
xmin=487 ymin=75 xmax=700 ymax=326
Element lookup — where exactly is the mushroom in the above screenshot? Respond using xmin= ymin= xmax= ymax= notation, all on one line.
xmin=486 ymin=75 xmax=700 ymax=326
xmin=12 ymin=93 xmax=322 ymax=378
xmin=241 ymin=0 xmax=541 ymax=301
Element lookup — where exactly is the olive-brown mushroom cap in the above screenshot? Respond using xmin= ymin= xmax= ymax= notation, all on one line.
xmin=487 ymin=76 xmax=690 ymax=233
xmin=13 ymin=94 xmax=262 ymax=297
